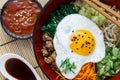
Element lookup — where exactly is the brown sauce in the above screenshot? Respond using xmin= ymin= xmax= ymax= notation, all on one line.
xmin=2 ymin=0 xmax=41 ymax=37
xmin=5 ymin=58 xmax=36 ymax=80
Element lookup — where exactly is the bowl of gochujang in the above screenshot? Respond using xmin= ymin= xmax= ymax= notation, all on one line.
xmin=1 ymin=0 xmax=42 ymax=39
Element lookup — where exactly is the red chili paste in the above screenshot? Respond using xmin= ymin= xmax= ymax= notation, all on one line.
xmin=2 ymin=0 xmax=41 ymax=37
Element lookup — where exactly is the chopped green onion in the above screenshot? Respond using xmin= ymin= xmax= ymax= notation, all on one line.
xmin=60 ymin=58 xmax=76 ymax=74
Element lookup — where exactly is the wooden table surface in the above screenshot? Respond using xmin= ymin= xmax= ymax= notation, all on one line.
xmin=0 ymin=0 xmax=49 ymax=80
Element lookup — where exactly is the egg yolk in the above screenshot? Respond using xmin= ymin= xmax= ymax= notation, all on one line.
xmin=70 ymin=30 xmax=96 ymax=56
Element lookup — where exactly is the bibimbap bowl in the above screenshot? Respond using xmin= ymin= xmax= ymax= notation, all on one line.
xmin=33 ymin=0 xmax=120 ymax=80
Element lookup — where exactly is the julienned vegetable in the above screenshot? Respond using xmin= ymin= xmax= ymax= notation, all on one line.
xmin=41 ymin=4 xmax=77 ymax=38
xmin=74 ymin=62 xmax=97 ymax=80
xmin=97 ymin=46 xmax=120 ymax=80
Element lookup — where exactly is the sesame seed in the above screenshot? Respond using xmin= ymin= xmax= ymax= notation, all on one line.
xmin=19 ymin=15 xmax=22 ymax=17
xmin=29 ymin=19 xmax=32 ymax=22
xmin=13 ymin=18 xmax=16 ymax=20
xmin=76 ymin=48 xmax=79 ymax=50
xmin=75 ymin=42 xmax=78 ymax=44
xmin=86 ymin=41 xmax=91 ymax=44
xmin=27 ymin=19 xmax=30 ymax=22
xmin=81 ymin=44 xmax=84 ymax=48
xmin=73 ymin=36 xmax=77 ymax=39
xmin=16 ymin=20 xmax=18 ymax=22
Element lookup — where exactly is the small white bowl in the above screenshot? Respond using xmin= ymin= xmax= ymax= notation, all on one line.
xmin=0 ymin=53 xmax=41 ymax=80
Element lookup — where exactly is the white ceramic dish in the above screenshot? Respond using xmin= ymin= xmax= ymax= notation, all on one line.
xmin=0 ymin=53 xmax=41 ymax=80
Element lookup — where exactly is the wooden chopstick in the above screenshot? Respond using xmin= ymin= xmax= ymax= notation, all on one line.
xmin=92 ymin=0 xmax=120 ymax=19
xmin=83 ymin=0 xmax=120 ymax=27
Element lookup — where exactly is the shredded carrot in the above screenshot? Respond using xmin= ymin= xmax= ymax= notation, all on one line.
xmin=74 ymin=62 xmax=97 ymax=80
xmin=55 ymin=62 xmax=97 ymax=80
xmin=55 ymin=71 xmax=66 ymax=80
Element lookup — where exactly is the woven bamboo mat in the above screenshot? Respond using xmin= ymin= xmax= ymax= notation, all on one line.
xmin=0 ymin=0 xmax=49 ymax=80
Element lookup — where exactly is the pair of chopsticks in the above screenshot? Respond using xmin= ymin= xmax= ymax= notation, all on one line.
xmin=83 ymin=0 xmax=120 ymax=27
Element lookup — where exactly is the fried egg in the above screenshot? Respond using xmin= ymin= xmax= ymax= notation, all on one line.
xmin=53 ymin=14 xmax=105 ymax=79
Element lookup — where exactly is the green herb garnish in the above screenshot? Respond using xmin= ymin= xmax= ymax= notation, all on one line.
xmin=60 ymin=58 xmax=76 ymax=74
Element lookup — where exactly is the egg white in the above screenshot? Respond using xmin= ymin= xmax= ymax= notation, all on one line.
xmin=53 ymin=14 xmax=105 ymax=79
